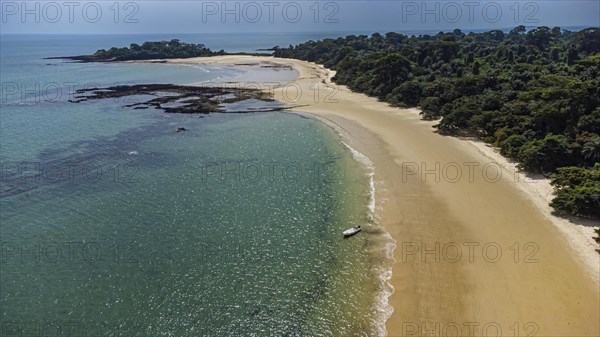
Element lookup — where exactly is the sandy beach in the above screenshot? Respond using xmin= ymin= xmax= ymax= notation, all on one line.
xmin=154 ymin=55 xmax=599 ymax=336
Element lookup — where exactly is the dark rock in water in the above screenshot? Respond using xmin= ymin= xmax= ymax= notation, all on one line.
xmin=67 ymin=83 xmax=291 ymax=115
xmin=176 ymin=127 xmax=188 ymax=133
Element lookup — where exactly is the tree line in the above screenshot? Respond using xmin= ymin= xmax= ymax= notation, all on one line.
xmin=73 ymin=39 xmax=225 ymax=62
xmin=273 ymin=26 xmax=600 ymax=220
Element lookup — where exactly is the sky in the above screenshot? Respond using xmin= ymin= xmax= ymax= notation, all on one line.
xmin=1 ymin=0 xmax=599 ymax=34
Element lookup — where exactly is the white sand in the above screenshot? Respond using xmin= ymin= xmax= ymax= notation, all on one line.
xmin=466 ymin=139 xmax=599 ymax=282
xmin=148 ymin=55 xmax=600 ymax=336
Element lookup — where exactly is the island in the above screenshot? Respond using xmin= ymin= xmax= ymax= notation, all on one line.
xmin=47 ymin=39 xmax=226 ymax=62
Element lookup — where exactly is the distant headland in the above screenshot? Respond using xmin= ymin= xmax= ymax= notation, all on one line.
xmin=46 ymin=39 xmax=227 ymax=62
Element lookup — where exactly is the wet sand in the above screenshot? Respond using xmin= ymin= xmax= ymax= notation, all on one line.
xmin=153 ymin=55 xmax=600 ymax=336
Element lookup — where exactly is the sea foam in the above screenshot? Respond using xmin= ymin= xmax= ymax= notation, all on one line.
xmin=341 ymin=141 xmax=396 ymax=337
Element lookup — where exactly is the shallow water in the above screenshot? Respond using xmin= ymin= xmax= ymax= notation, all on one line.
xmin=1 ymin=35 xmax=392 ymax=336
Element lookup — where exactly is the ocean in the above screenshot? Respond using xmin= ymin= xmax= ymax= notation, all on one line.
xmin=0 ymin=34 xmax=393 ymax=336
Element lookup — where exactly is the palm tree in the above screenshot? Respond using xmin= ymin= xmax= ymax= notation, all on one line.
xmin=582 ymin=136 xmax=600 ymax=162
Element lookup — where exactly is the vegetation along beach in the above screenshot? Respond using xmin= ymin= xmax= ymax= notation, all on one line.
xmin=1 ymin=2 xmax=599 ymax=336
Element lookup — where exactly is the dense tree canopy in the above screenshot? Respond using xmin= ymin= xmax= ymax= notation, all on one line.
xmin=274 ymin=27 xmax=600 ymax=218
xmin=81 ymin=39 xmax=224 ymax=61
xmin=550 ymin=164 xmax=600 ymax=218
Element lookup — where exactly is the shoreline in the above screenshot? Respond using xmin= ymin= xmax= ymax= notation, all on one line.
xmin=298 ymin=111 xmax=397 ymax=336
xmin=147 ymin=55 xmax=599 ymax=336
xmin=400 ymin=106 xmax=600 ymax=284
xmin=465 ymin=139 xmax=600 ymax=281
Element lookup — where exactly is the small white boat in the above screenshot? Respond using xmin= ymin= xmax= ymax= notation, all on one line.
xmin=343 ymin=225 xmax=362 ymax=237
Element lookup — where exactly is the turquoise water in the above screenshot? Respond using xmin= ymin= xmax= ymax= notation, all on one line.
xmin=1 ymin=35 xmax=391 ymax=336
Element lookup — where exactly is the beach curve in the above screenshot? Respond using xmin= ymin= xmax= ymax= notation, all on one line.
xmin=149 ymin=55 xmax=599 ymax=336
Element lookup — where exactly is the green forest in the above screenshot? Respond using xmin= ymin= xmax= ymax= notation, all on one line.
xmin=273 ymin=26 xmax=600 ymax=219
xmin=73 ymin=39 xmax=225 ymax=62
